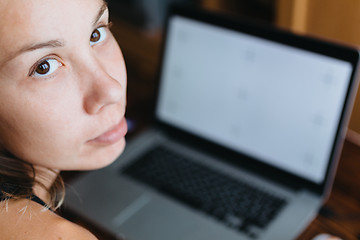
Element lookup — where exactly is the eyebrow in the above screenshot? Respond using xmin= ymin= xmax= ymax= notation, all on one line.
xmin=18 ymin=39 xmax=65 ymax=54
xmin=2 ymin=1 xmax=108 ymax=64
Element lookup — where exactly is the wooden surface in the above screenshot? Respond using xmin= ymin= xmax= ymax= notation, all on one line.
xmin=60 ymin=15 xmax=360 ymax=240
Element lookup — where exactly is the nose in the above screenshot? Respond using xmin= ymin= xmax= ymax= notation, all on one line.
xmin=82 ymin=58 xmax=124 ymax=115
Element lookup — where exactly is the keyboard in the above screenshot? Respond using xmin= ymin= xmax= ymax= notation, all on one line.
xmin=122 ymin=146 xmax=287 ymax=238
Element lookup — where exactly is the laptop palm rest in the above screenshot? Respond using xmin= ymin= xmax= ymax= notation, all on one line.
xmin=66 ymin=130 xmax=322 ymax=240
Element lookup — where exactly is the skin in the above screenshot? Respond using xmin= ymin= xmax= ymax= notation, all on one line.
xmin=0 ymin=0 xmax=127 ymax=238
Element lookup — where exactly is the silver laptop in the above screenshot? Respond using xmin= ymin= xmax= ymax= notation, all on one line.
xmin=65 ymin=6 xmax=360 ymax=240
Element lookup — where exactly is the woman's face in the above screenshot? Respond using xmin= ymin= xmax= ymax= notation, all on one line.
xmin=0 ymin=0 xmax=127 ymax=170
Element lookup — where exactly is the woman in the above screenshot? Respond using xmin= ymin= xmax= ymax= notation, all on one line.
xmin=0 ymin=0 xmax=127 ymax=238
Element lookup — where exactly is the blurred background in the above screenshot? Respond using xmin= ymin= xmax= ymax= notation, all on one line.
xmin=106 ymin=0 xmax=360 ymax=143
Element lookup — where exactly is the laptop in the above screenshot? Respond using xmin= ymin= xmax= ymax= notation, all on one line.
xmin=65 ymin=6 xmax=360 ymax=240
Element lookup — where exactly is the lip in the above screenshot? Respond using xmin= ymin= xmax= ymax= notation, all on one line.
xmin=88 ymin=118 xmax=128 ymax=145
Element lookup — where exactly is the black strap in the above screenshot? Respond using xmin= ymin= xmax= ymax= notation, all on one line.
xmin=29 ymin=194 xmax=48 ymax=208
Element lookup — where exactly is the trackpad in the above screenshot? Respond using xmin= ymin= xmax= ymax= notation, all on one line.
xmin=114 ymin=194 xmax=238 ymax=240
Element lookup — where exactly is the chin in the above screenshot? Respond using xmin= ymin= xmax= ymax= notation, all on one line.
xmin=83 ymin=137 xmax=126 ymax=170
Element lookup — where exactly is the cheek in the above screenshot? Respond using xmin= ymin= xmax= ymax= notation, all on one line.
xmin=0 ymin=85 xmax=85 ymax=168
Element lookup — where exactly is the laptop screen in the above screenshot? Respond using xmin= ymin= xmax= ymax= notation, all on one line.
xmin=156 ymin=15 xmax=355 ymax=184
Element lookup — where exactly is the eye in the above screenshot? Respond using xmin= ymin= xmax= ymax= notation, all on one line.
xmin=90 ymin=26 xmax=107 ymax=46
xmin=31 ymin=58 xmax=63 ymax=77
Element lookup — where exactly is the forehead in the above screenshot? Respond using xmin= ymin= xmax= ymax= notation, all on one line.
xmin=0 ymin=0 xmax=104 ymax=59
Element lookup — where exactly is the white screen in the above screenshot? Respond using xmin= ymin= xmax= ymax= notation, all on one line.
xmin=156 ymin=16 xmax=353 ymax=184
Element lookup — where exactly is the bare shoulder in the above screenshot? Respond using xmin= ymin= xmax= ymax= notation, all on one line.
xmin=0 ymin=198 xmax=98 ymax=239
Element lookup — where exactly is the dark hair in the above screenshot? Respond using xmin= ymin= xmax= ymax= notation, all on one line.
xmin=0 ymin=150 xmax=64 ymax=210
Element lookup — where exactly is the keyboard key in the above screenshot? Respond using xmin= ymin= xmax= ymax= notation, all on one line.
xmin=122 ymin=146 xmax=287 ymax=236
